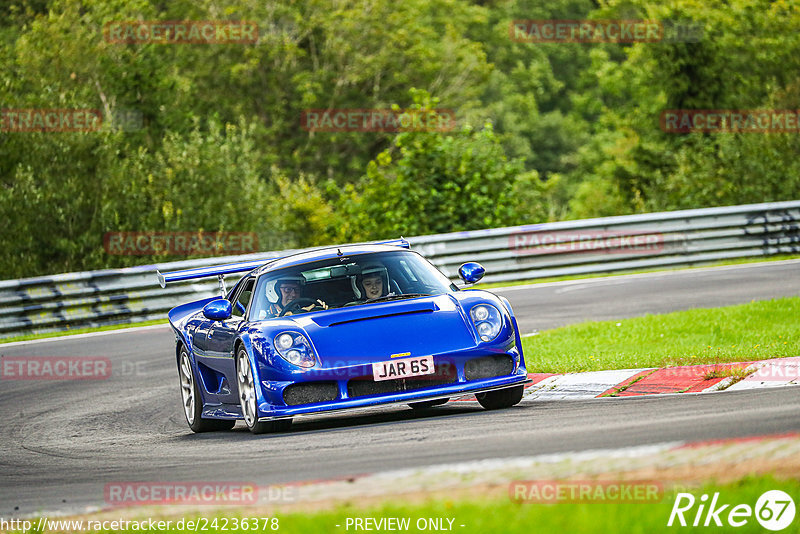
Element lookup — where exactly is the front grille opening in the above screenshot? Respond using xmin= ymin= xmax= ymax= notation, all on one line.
xmin=283 ymin=381 xmax=338 ymax=406
xmin=464 ymin=355 xmax=514 ymax=381
xmin=347 ymin=362 xmax=457 ymax=399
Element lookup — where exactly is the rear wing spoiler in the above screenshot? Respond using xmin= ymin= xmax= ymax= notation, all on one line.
xmin=157 ymin=258 xmax=269 ymax=289
xmin=156 ymin=238 xmax=410 ymax=293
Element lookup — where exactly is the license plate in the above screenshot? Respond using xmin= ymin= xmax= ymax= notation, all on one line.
xmin=372 ymin=355 xmax=434 ymax=382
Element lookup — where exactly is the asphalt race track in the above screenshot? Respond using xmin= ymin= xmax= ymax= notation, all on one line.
xmin=2 ymin=260 xmax=799 ymax=516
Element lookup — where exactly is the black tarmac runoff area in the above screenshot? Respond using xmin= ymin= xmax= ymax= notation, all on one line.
xmin=1 ymin=260 xmax=799 ymax=517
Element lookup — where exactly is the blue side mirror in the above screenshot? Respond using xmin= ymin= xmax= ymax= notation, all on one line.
xmin=458 ymin=262 xmax=485 ymax=285
xmin=203 ymin=299 xmax=232 ymax=321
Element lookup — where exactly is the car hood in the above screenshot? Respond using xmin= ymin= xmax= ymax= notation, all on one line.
xmin=287 ymin=294 xmax=477 ymax=365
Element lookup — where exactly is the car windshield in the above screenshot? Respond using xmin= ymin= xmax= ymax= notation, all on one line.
xmin=249 ymin=250 xmax=456 ymax=320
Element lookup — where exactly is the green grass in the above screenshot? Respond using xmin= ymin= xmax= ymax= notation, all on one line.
xmin=278 ymin=476 xmax=798 ymax=534
xmin=703 ymin=365 xmax=753 ymax=381
xmin=522 ymin=297 xmax=800 ymax=373
xmin=37 ymin=475 xmax=800 ymax=533
xmin=0 ymin=318 xmax=168 ymax=344
xmin=474 ymin=253 xmax=800 ymax=290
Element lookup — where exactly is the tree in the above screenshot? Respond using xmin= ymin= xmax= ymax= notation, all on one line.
xmin=340 ymin=94 xmax=551 ymax=240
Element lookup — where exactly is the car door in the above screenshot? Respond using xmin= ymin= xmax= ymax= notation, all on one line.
xmin=196 ymin=277 xmax=255 ymax=404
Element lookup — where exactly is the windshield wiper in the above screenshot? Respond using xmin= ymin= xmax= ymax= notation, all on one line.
xmin=367 ymin=293 xmax=431 ymax=304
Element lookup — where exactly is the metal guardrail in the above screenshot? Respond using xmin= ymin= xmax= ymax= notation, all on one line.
xmin=1 ymin=201 xmax=798 ymax=338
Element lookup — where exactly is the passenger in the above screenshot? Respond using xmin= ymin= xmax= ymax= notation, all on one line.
xmin=362 ymin=271 xmax=385 ymax=300
xmin=352 ymin=264 xmax=393 ymax=301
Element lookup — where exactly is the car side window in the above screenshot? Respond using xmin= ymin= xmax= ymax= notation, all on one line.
xmin=231 ymin=278 xmax=254 ymax=318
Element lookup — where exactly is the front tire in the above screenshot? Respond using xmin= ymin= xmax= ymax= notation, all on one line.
xmin=236 ymin=348 xmax=292 ymax=434
xmin=178 ymin=346 xmax=235 ymax=433
xmin=475 ymin=385 xmax=524 ymax=410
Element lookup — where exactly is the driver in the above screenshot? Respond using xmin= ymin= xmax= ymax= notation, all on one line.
xmin=266 ymin=275 xmax=327 ymax=317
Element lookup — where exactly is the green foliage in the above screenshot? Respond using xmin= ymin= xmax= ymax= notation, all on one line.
xmin=1 ymin=0 xmax=799 ymax=278
xmin=569 ymin=0 xmax=800 ymax=212
xmin=0 ymin=117 xmax=278 ymax=276
xmin=273 ymin=173 xmax=346 ymax=247
xmin=342 ymin=100 xmax=550 ymax=240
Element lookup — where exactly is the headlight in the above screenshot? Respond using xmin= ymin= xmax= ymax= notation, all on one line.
xmin=470 ymin=304 xmax=502 ymax=342
xmin=276 ymin=333 xmax=294 ymax=350
xmin=472 ymin=305 xmax=490 ymax=321
xmin=273 ymin=332 xmax=316 ymax=368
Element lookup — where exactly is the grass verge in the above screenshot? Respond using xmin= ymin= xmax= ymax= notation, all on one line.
xmin=279 ymin=476 xmax=796 ymax=534
xmin=521 ymin=297 xmax=800 ymax=373
xmin=30 ymin=475 xmax=799 ymax=533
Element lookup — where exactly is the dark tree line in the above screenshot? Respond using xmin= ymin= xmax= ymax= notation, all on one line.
xmin=1 ymin=0 xmax=798 ymax=277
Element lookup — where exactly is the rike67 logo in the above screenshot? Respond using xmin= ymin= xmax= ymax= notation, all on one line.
xmin=668 ymin=490 xmax=795 ymax=531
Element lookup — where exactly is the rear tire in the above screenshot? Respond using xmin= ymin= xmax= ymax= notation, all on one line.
xmin=409 ymin=398 xmax=449 ymax=410
xmin=178 ymin=346 xmax=235 ymax=433
xmin=475 ymin=385 xmax=524 ymax=410
xmin=237 ymin=348 xmax=293 ymax=434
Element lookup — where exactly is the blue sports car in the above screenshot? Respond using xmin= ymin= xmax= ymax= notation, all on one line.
xmin=158 ymin=239 xmax=529 ymax=433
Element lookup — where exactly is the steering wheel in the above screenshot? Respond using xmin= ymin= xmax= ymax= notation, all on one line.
xmin=279 ymin=298 xmax=322 ymax=317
